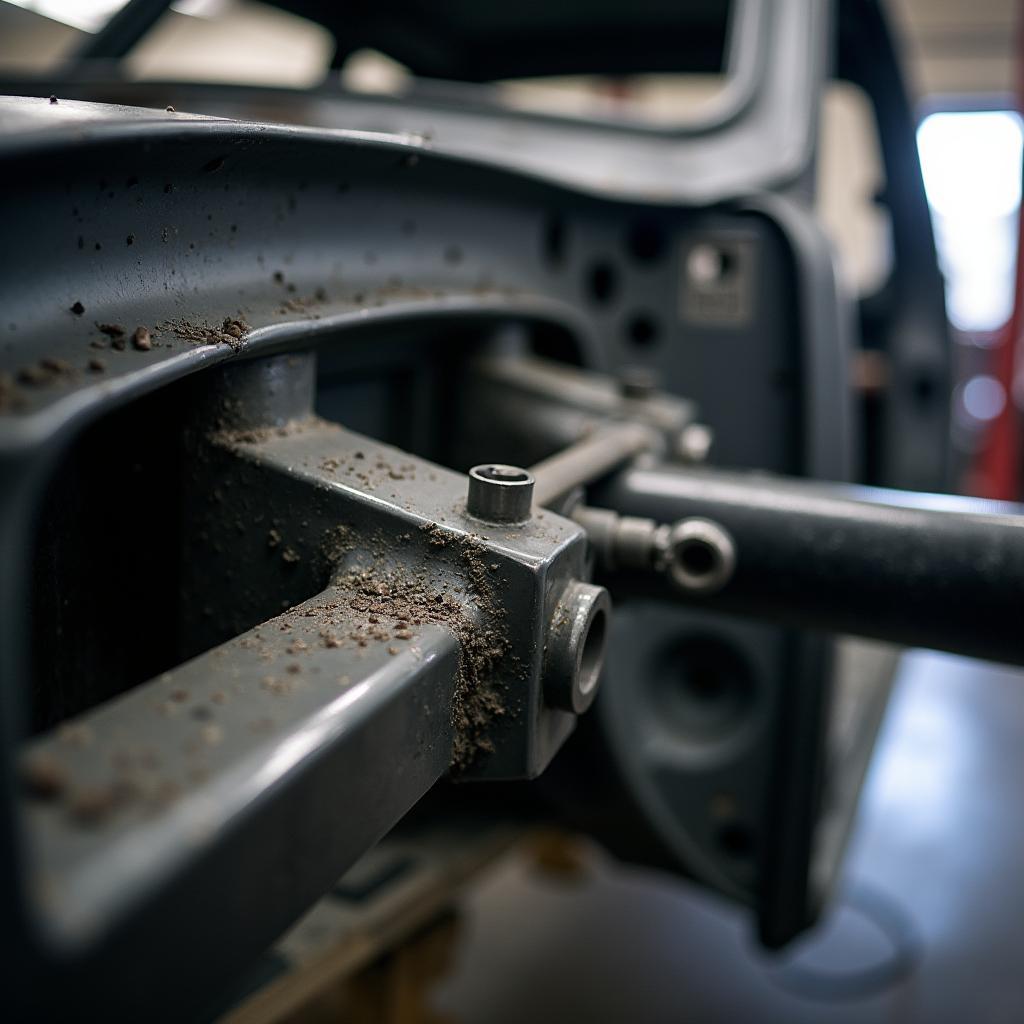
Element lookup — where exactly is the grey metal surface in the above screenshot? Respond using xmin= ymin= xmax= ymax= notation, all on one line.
xmin=2 ymin=0 xmax=826 ymax=206
xmin=662 ymin=517 xmax=737 ymax=595
xmin=1 ymin=0 xmax=946 ymax=498
xmin=0 ymin=94 xmax=587 ymax=449
xmin=10 ymin=340 xmax=606 ymax=1016
xmin=595 ymin=601 xmax=787 ymax=902
xmin=451 ymin=355 xmax=847 ymax=937
xmin=24 ymin=599 xmax=460 ymax=957
xmin=461 ymin=355 xmax=696 ymax=472
xmin=543 ymin=582 xmax=611 ymax=717
xmin=0 ymin=90 xmax=847 ymax=978
xmin=0 ymin=96 xmax=847 ymax=488
xmin=530 ymin=422 xmax=657 ymax=508
xmin=200 ymin=398 xmax=595 ymax=779
xmin=0 ymin=0 xmax=894 ymax=996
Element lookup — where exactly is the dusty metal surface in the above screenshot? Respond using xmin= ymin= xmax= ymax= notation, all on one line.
xmin=2 ymin=0 xmax=824 ymax=206
xmin=0 ymin=3 xmax=924 ymax=1003
xmin=193 ymin=350 xmax=595 ymax=776
xmin=24 ymin=597 xmax=461 ymax=949
xmin=0 ymin=94 xmax=593 ymax=446
xmin=0 ymin=97 xmax=640 ymax=1020
xmin=12 ymin=344 xmax=601 ymax=1018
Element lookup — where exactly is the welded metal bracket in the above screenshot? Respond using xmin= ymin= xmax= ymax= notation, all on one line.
xmin=14 ymin=351 xmax=608 ymax=1017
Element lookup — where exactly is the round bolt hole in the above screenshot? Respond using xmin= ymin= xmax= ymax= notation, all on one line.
xmin=586 ymin=261 xmax=618 ymax=305
xmin=685 ymin=659 xmax=727 ymax=704
xmin=687 ymin=243 xmax=736 ymax=285
xmin=651 ymin=634 xmax=756 ymax=742
xmin=543 ymin=214 xmax=566 ymax=268
xmin=677 ymin=537 xmax=717 ymax=578
xmin=626 ymin=313 xmax=660 ymax=348
xmin=476 ymin=465 xmax=531 ymax=483
xmin=627 ymin=219 xmax=668 ymax=265
xmin=545 ymin=582 xmax=611 ymax=715
xmin=577 ymin=604 xmax=608 ymax=699
xmin=667 ymin=519 xmax=736 ymax=594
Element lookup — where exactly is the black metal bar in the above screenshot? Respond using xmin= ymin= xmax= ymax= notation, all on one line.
xmin=66 ymin=0 xmax=173 ymax=66
xmin=596 ymin=465 xmax=1024 ymax=666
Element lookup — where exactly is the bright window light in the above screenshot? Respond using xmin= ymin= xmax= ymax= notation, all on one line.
xmin=918 ymin=111 xmax=1023 ymax=218
xmin=917 ymin=110 xmax=1023 ymax=332
xmin=3 ymin=0 xmax=128 ymax=32
xmin=2 ymin=0 xmax=222 ymax=32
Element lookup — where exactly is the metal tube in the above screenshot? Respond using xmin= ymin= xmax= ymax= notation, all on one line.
xmin=530 ymin=422 xmax=657 ymax=507
xmin=596 ymin=464 xmax=1024 ymax=666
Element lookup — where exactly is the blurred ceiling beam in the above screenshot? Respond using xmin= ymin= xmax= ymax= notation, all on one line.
xmin=889 ymin=0 xmax=1016 ymax=97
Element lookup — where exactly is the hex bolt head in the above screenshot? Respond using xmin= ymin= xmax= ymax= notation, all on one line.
xmin=544 ymin=581 xmax=611 ymax=715
xmin=466 ymin=464 xmax=535 ymax=523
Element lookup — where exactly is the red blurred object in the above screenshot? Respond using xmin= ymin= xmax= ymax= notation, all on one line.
xmin=975 ymin=6 xmax=1024 ymax=500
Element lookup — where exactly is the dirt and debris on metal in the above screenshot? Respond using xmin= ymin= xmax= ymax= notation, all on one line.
xmin=161 ymin=315 xmax=249 ymax=351
xmin=20 ymin=507 xmax=513 ymax=831
xmin=324 ymin=524 xmax=509 ymax=769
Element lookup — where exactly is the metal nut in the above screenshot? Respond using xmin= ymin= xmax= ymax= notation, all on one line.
xmin=466 ymin=464 xmax=535 ymax=523
xmin=544 ymin=581 xmax=611 ymax=715
xmin=664 ymin=518 xmax=736 ymax=593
